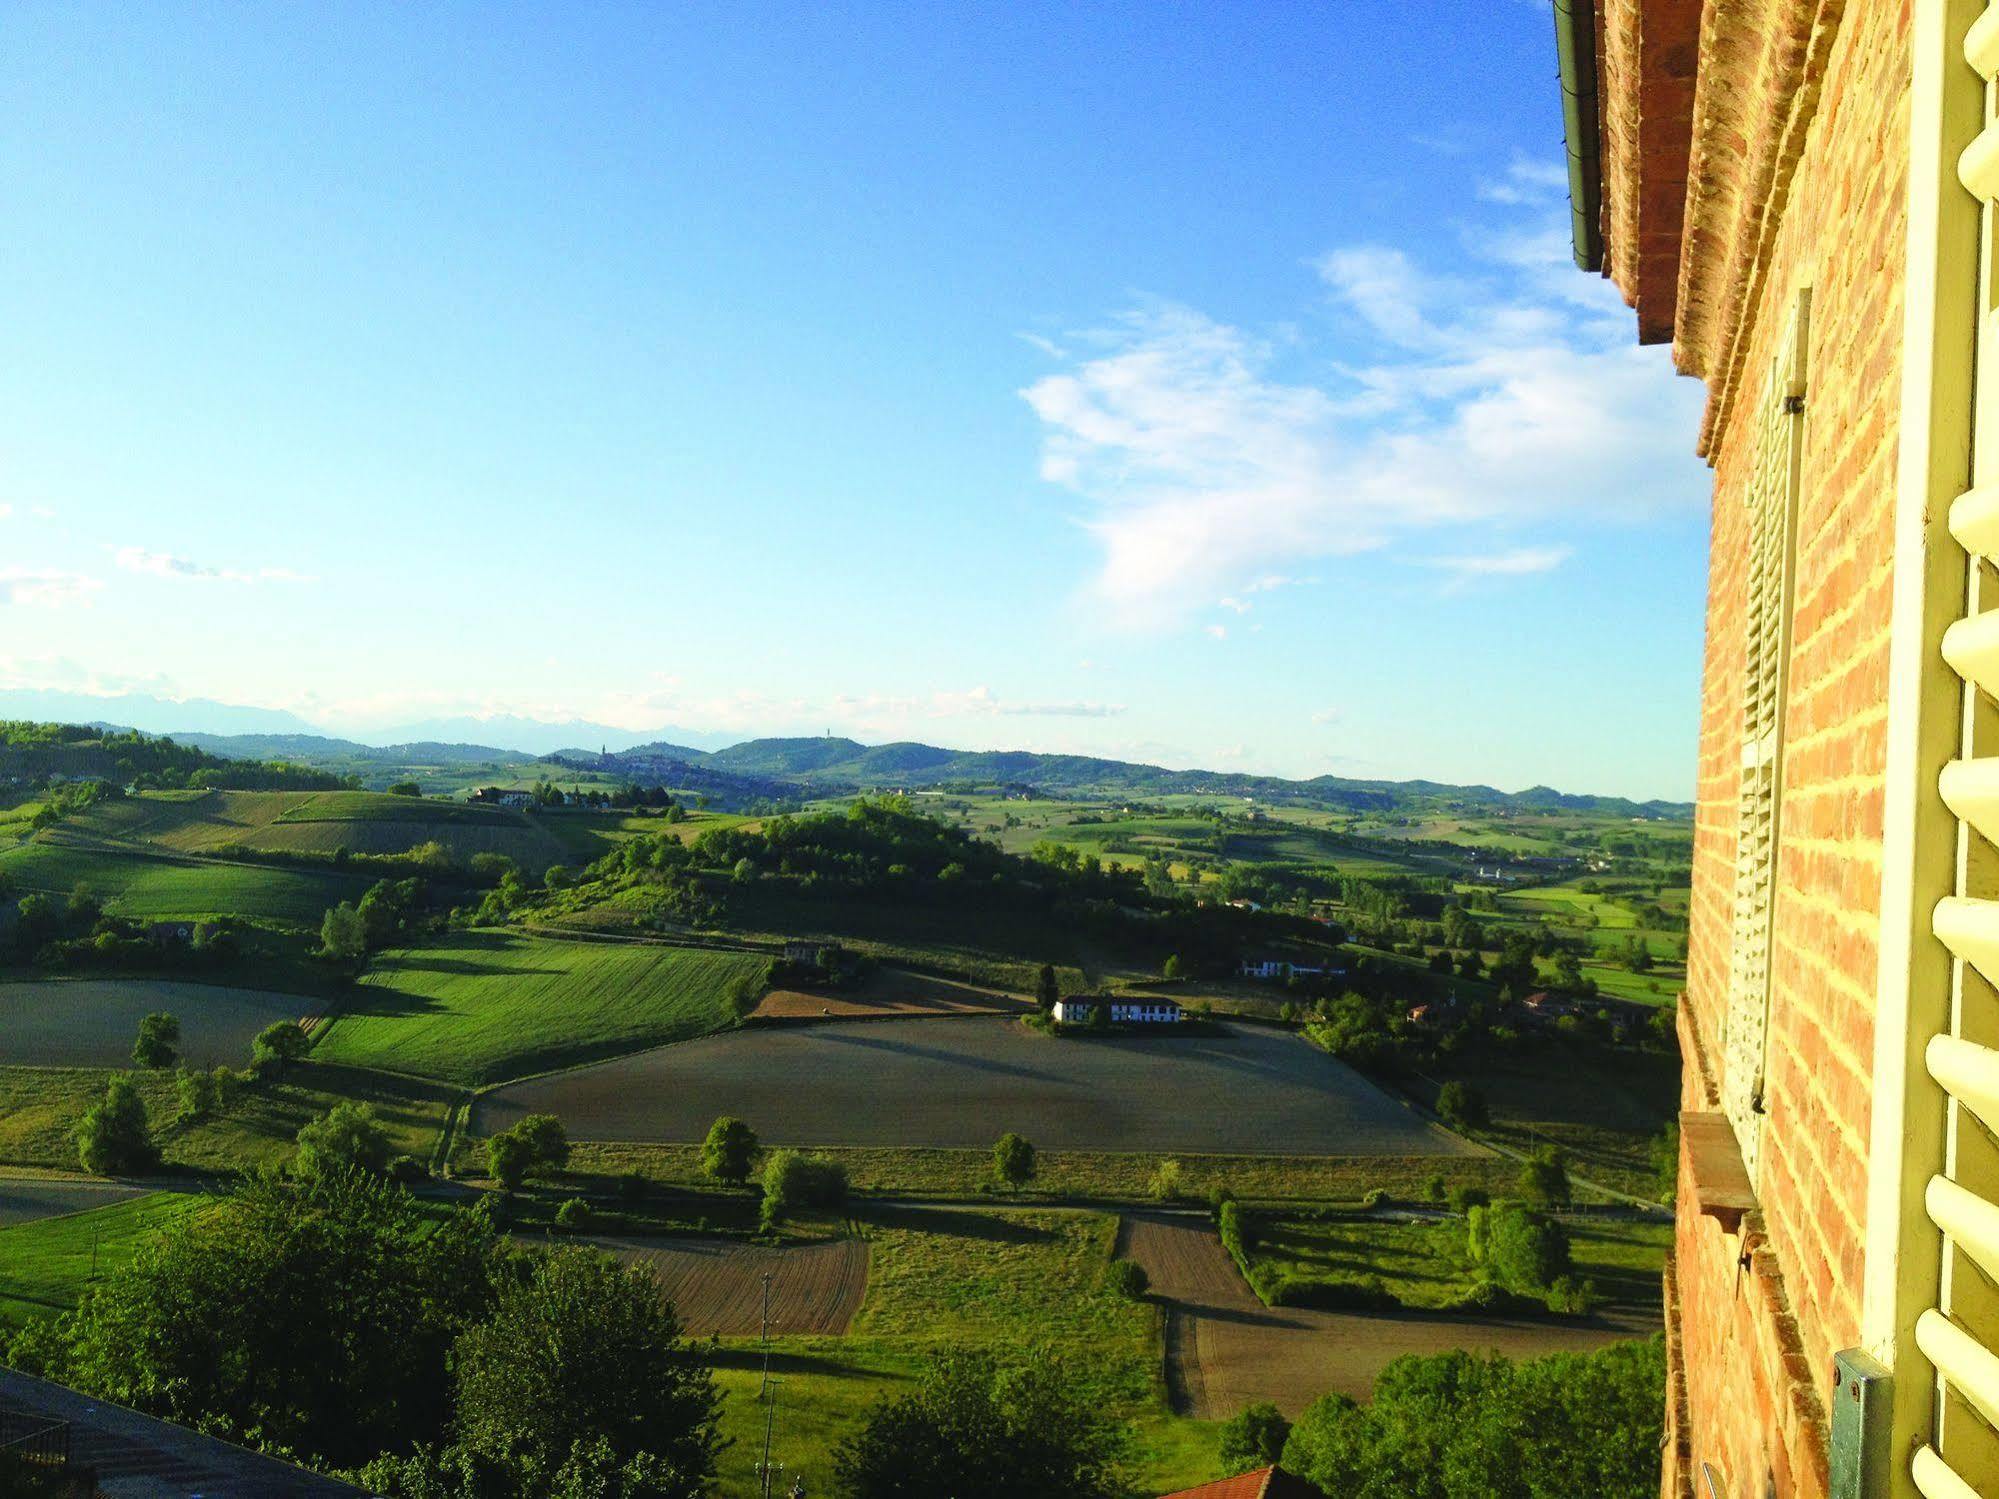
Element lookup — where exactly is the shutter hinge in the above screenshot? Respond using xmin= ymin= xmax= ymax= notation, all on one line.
xmin=1782 ymin=394 xmax=1805 ymax=416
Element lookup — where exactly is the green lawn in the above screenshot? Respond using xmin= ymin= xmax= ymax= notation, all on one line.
xmin=312 ymin=930 xmax=766 ymax=1085
xmin=276 ymin=791 xmax=520 ymax=826
xmin=0 ymin=839 xmax=367 ymax=926
xmin=0 ymin=1192 xmax=209 ymax=1331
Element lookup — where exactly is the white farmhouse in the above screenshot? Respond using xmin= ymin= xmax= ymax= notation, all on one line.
xmin=1051 ymin=996 xmax=1183 ymax=1026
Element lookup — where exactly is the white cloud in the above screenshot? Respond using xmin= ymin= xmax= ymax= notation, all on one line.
xmin=1311 ymin=707 xmax=1342 ymax=725
xmin=1204 ymin=624 xmax=1228 ymax=640
xmin=1477 ymin=157 xmax=1569 ymax=206
xmin=1422 ymin=545 xmax=1573 ymax=580
xmin=113 ymin=546 xmax=314 ymax=584
xmin=1218 ymin=596 xmax=1250 ymax=614
xmin=0 ymin=505 xmax=13 ymax=521
xmin=1020 ymin=177 xmax=1704 ymax=629
xmin=0 ymin=568 xmax=103 ymax=607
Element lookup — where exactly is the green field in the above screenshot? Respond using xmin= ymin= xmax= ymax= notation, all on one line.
xmin=311 ymin=931 xmax=767 ymax=1085
xmin=0 ymin=1192 xmax=208 ymax=1330
xmin=0 ymin=838 xmax=368 ymax=925
xmin=0 ymin=1063 xmax=454 ymax=1173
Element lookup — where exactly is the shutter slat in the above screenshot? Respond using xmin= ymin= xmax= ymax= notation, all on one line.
xmin=1917 ymin=1310 xmax=1999 ymax=1432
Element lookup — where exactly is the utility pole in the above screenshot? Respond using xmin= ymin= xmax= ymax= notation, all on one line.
xmin=757 ymin=1377 xmax=785 ymax=1499
xmin=759 ymin=1272 xmax=773 ymax=1398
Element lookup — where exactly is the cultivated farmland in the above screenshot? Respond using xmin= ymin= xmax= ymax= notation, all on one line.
xmin=311 ymin=931 xmax=767 ymax=1085
xmin=0 ymin=838 xmax=368 ymax=924
xmin=601 ymin=1235 xmax=869 ymax=1335
xmin=476 ymin=1017 xmax=1472 ymax=1155
xmin=1120 ymin=1212 xmax=1639 ymax=1416
xmin=0 ymin=978 xmax=316 ymax=1069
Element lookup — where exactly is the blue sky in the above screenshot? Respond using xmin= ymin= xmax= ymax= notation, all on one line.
xmin=0 ymin=2 xmax=1713 ymax=798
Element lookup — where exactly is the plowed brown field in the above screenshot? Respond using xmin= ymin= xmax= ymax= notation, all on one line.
xmin=1120 ymin=1213 xmax=1641 ymax=1417
xmin=598 ymin=1235 xmax=868 ymax=1336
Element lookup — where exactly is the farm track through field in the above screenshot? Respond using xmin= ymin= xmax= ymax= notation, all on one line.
xmin=1119 ymin=1213 xmax=1645 ymax=1417
xmin=596 ymin=1235 xmax=869 ymax=1336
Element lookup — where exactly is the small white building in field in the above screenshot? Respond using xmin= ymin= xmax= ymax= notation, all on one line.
xmin=1052 ymin=996 xmax=1183 ymax=1026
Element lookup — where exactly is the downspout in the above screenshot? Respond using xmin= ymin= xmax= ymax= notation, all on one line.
xmin=1553 ymin=0 xmax=1604 ymax=271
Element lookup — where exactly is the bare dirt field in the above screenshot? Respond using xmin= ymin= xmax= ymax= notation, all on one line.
xmin=0 ymin=979 xmax=315 ymax=1070
xmin=1120 ymin=1213 xmax=1645 ymax=1417
xmin=597 ymin=1235 xmax=869 ymax=1335
xmin=477 ymin=1018 xmax=1470 ymax=1156
xmin=753 ymin=967 xmax=1031 ymax=1021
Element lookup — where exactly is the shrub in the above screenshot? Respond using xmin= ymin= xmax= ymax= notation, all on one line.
xmin=555 ymin=1197 xmax=595 ymax=1233
xmin=1218 ymin=1402 xmax=1292 ymax=1474
xmin=701 ymin=1116 xmax=759 ymax=1185
xmin=1424 ymin=1173 xmax=1447 ymax=1203
xmin=387 ymin=1154 xmax=429 ymax=1185
xmin=1435 ymin=1080 xmax=1489 ymax=1131
xmin=174 ymin=1067 xmax=220 ymax=1123
xmin=1104 ymin=1259 xmax=1150 ymax=1301
xmin=992 ymin=1131 xmax=1036 ymax=1191
xmin=132 ymin=1011 xmax=180 ymax=1070
xmin=77 ymin=1075 xmax=153 ymax=1175
xmin=294 ymin=1102 xmax=393 ymax=1180
xmin=1448 ymin=1185 xmax=1491 ymax=1215
xmin=1150 ymin=1158 xmax=1184 ymax=1201
xmin=487 ymin=1131 xmax=532 ymax=1191
xmin=1208 ymin=1184 xmax=1237 ymax=1214
xmin=1517 ymin=1146 xmax=1572 ymax=1210
xmin=1468 ymin=1201 xmax=1572 ymax=1296
xmin=1361 ymin=1187 xmax=1388 ymax=1210
xmin=760 ymin=1149 xmax=848 ymax=1228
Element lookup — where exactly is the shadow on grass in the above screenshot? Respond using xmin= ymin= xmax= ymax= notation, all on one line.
xmin=856 ymin=1202 xmax=1055 ymax=1244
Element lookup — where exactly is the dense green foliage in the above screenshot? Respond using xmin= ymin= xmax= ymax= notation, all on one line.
xmin=759 ymin=1148 xmax=848 ymax=1227
xmin=1218 ymin=1402 xmax=1291 ymax=1474
xmin=0 ymin=721 xmax=352 ymax=792
xmin=294 ymin=1102 xmax=394 ymax=1180
xmin=76 ymin=1074 xmax=153 ymax=1174
xmin=1281 ymin=1341 xmax=1665 ymax=1498
xmin=991 ymin=1131 xmax=1035 ymax=1191
xmin=700 ymin=1116 xmax=758 ymax=1185
xmin=831 ymin=1348 xmax=1129 ymax=1499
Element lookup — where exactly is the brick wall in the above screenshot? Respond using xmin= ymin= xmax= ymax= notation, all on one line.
xmin=1673 ymin=3 xmax=1908 ymax=1496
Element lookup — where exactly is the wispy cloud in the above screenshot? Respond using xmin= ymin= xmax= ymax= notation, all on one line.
xmin=1477 ymin=157 xmax=1569 ymax=206
xmin=1020 ymin=171 xmax=1703 ymax=629
xmin=1422 ymin=545 xmax=1573 ymax=581
xmin=0 ymin=568 xmax=103 ymax=607
xmin=113 ymin=546 xmax=314 ymax=584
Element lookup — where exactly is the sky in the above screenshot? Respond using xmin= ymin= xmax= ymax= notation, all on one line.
xmin=0 ymin=2 xmax=1715 ymax=799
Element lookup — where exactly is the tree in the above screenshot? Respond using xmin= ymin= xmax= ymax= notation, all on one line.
xmin=132 ymin=1011 xmax=180 ymax=1070
xmin=1104 ymin=1259 xmax=1149 ymax=1301
xmin=1435 ymin=1081 xmax=1489 ymax=1132
xmin=1150 ymin=1158 xmax=1184 ymax=1201
xmin=387 ymin=781 xmax=423 ymax=797
xmin=759 ymin=1149 xmax=847 ymax=1228
xmin=701 ymin=1116 xmax=759 ymax=1185
xmin=1219 ymin=1401 xmax=1291 ymax=1474
xmin=453 ymin=1246 xmax=722 ymax=1496
xmin=295 ymin=1102 xmax=394 ymax=1180
xmin=77 ymin=1074 xmax=153 ymax=1175
xmin=252 ymin=1020 xmax=311 ymax=1076
xmin=1470 ymin=1201 xmax=1572 ymax=1294
xmin=488 ymin=1131 xmax=532 ymax=1191
xmin=1162 ymin=953 xmax=1187 ymax=980
xmin=320 ymin=902 xmax=368 ymax=960
xmin=509 ymin=1113 xmax=571 ymax=1175
xmin=831 ymin=1347 xmax=1128 ymax=1499
xmin=1034 ymin=963 xmax=1060 ymax=1014
xmin=11 ymin=1171 xmax=498 ymax=1468
xmin=175 ymin=1067 xmax=222 ymax=1123
xmin=992 ymin=1132 xmax=1036 ymax=1192
xmin=1517 ymin=1145 xmax=1572 ymax=1209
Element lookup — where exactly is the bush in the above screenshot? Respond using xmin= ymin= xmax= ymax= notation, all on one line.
xmin=1468 ymin=1201 xmax=1572 ymax=1296
xmin=174 ymin=1066 xmax=220 ymax=1123
xmin=1448 ymin=1185 xmax=1491 ymax=1215
xmin=1424 ymin=1173 xmax=1447 ymax=1203
xmin=760 ymin=1149 xmax=847 ymax=1228
xmin=1150 ymin=1158 xmax=1184 ymax=1201
xmin=387 ymin=1154 xmax=429 ymax=1185
xmin=992 ymin=1131 xmax=1036 ymax=1191
xmin=487 ymin=1131 xmax=532 ymax=1191
xmin=702 ymin=1116 xmax=759 ymax=1185
xmin=1104 ymin=1258 xmax=1150 ymax=1301
xmin=1218 ymin=1402 xmax=1292 ymax=1474
xmin=77 ymin=1075 xmax=153 ymax=1175
xmin=294 ymin=1102 xmax=393 ymax=1180
xmin=251 ymin=1020 xmax=311 ymax=1076
xmin=1361 ymin=1187 xmax=1388 ymax=1209
xmin=1435 ymin=1080 xmax=1489 ymax=1131
xmin=132 ymin=1011 xmax=180 ymax=1069
xmin=1208 ymin=1184 xmax=1237 ymax=1214
xmin=509 ymin=1113 xmax=570 ymax=1174
xmin=555 ymin=1197 xmax=595 ymax=1233
xmin=1517 ymin=1146 xmax=1572 ymax=1210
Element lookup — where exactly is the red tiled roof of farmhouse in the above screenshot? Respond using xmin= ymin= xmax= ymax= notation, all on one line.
xmin=1157 ymin=1465 xmax=1320 ymax=1499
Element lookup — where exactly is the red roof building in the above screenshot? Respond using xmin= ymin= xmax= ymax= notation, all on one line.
xmin=1157 ymin=1465 xmax=1320 ymax=1499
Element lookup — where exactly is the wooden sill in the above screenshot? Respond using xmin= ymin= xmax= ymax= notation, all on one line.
xmin=1681 ymin=1111 xmax=1756 ymax=1232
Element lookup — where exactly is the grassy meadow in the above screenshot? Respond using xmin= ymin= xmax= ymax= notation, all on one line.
xmin=310 ymin=930 xmax=766 ymax=1085
xmin=0 ymin=1192 xmax=210 ymax=1331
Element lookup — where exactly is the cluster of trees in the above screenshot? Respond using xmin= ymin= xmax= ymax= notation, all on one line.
xmin=7 ymin=1172 xmax=723 ymax=1498
xmin=1277 ymin=1340 xmax=1665 ymax=1497
xmin=0 ymin=721 xmax=352 ymax=792
xmin=486 ymin=1113 xmax=571 ymax=1190
xmin=319 ymin=877 xmax=435 ymax=960
xmin=8 ymin=883 xmax=241 ymax=973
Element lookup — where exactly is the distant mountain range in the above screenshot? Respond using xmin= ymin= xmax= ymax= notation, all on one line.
xmin=0 ymin=690 xmax=1692 ymax=818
